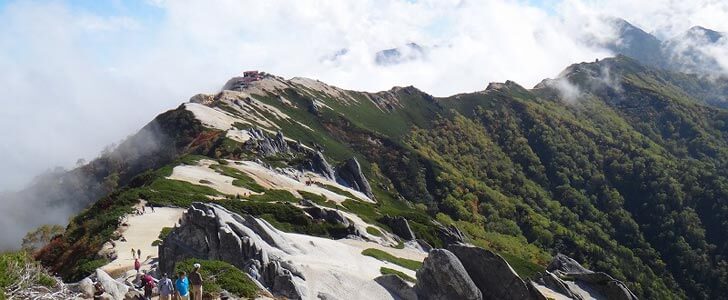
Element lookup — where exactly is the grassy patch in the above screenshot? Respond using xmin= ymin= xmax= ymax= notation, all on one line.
xmin=248 ymin=189 xmax=298 ymax=203
xmin=152 ymin=227 xmax=174 ymax=247
xmin=175 ymin=259 xmax=258 ymax=299
xmin=499 ymin=252 xmax=546 ymax=279
xmin=366 ymin=226 xmax=383 ymax=237
xmin=361 ymin=248 xmax=422 ymax=271
xmin=141 ymin=179 xmax=221 ymax=207
xmin=299 ymin=191 xmax=338 ymax=208
xmin=210 ymin=165 xmax=265 ymax=193
xmin=179 ymin=154 xmax=209 ymax=166
xmin=315 ymin=183 xmax=357 ymax=199
xmin=380 ymin=267 xmax=416 ymax=282
xmin=158 ymin=227 xmax=173 ymax=240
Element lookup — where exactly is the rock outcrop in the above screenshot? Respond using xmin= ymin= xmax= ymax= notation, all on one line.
xmin=534 ymin=253 xmax=639 ymax=300
xmin=435 ymin=222 xmax=466 ymax=245
xmin=448 ymin=244 xmax=532 ymax=300
xmin=375 ymin=275 xmax=417 ymax=300
xmin=159 ymin=203 xmax=305 ymax=299
xmin=380 ymin=215 xmax=416 ymax=240
xmin=302 ymin=205 xmax=352 ymax=228
xmin=247 ymin=128 xmax=291 ymax=156
xmin=336 ymin=158 xmax=374 ymax=198
xmin=95 ymin=269 xmax=128 ymax=300
xmin=414 ymin=249 xmax=482 ymax=300
xmin=308 ymin=151 xmax=336 ymax=180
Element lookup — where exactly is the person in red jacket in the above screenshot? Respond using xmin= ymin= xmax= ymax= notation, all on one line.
xmin=141 ymin=271 xmax=157 ymax=300
xmin=134 ymin=258 xmax=141 ymax=273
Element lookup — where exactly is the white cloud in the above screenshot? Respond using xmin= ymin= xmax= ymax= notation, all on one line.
xmin=0 ymin=0 xmax=727 ymax=191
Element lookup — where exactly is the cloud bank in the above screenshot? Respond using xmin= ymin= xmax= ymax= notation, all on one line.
xmin=1 ymin=0 xmax=727 ymax=193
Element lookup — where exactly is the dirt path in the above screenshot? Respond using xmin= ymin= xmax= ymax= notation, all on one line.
xmin=101 ymin=202 xmax=185 ymax=277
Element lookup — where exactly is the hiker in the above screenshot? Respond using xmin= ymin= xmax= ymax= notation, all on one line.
xmin=158 ymin=273 xmax=174 ymax=300
xmin=141 ymin=271 xmax=156 ymax=300
xmin=134 ymin=258 xmax=141 ymax=273
xmin=175 ymin=271 xmax=190 ymax=300
xmin=131 ymin=248 xmax=136 ymax=259
xmin=190 ymin=263 xmax=204 ymax=300
xmin=138 ymin=249 xmax=142 ymax=259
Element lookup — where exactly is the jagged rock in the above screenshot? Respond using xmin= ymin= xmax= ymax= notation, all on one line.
xmin=435 ymin=222 xmax=465 ymax=245
xmin=448 ymin=244 xmax=532 ymax=300
xmin=159 ymin=203 xmax=305 ymax=299
xmin=95 ymin=269 xmax=128 ymax=300
xmin=336 ymin=158 xmax=374 ymax=198
xmin=416 ymin=239 xmax=433 ymax=252
xmin=310 ymin=151 xmax=335 ymax=180
xmin=381 ymin=215 xmax=416 ymax=240
xmin=414 ymin=249 xmax=482 ymax=300
xmin=78 ymin=278 xmax=95 ymax=298
xmin=303 ymin=206 xmax=352 ymax=228
xmin=533 ymin=272 xmax=581 ymax=299
xmin=374 ymin=274 xmax=417 ymax=300
xmin=538 ymin=254 xmax=638 ymax=300
xmin=247 ymin=128 xmax=290 ymax=156
xmin=547 ymin=253 xmax=592 ymax=274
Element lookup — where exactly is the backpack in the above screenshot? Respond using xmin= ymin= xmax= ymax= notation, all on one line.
xmin=144 ymin=275 xmax=156 ymax=288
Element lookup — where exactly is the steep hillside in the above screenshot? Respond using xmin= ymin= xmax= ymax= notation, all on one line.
xmin=36 ymin=60 xmax=728 ymax=299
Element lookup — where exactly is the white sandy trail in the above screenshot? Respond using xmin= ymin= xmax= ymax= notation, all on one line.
xmin=101 ymin=204 xmax=185 ymax=277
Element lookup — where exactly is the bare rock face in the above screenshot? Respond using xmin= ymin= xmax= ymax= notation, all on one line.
xmin=247 ymin=128 xmax=290 ymax=156
xmin=537 ymin=253 xmax=639 ymax=300
xmin=435 ymin=222 xmax=465 ymax=245
xmin=336 ymin=158 xmax=374 ymax=198
xmin=448 ymin=244 xmax=532 ymax=300
xmin=414 ymin=249 xmax=482 ymax=300
xmin=547 ymin=254 xmax=592 ymax=274
xmin=159 ymin=203 xmax=305 ymax=299
xmin=78 ymin=277 xmax=95 ymax=298
xmin=310 ymin=151 xmax=336 ymax=180
xmin=374 ymin=275 xmax=417 ymax=300
xmin=95 ymin=269 xmax=128 ymax=300
xmin=380 ymin=215 xmax=416 ymax=240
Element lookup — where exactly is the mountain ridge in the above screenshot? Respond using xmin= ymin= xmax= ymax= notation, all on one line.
xmin=4 ymin=55 xmax=722 ymax=299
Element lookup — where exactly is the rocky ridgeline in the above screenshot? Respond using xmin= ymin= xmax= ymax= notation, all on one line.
xmin=153 ymin=202 xmax=637 ymax=300
xmin=234 ymin=127 xmax=374 ymax=199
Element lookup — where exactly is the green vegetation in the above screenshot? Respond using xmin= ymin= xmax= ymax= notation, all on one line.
xmin=175 ymin=259 xmax=258 ymax=298
xmin=380 ymin=267 xmax=416 ymax=282
xmin=315 ymin=183 xmax=357 ymax=199
xmin=248 ymin=189 xmax=298 ymax=203
xmin=361 ymin=248 xmax=422 ymax=271
xmin=210 ymin=164 xmax=266 ymax=192
xmin=219 ymin=200 xmax=350 ymax=238
xmin=366 ymin=226 xmax=383 ymax=237
xmin=35 ymin=55 xmax=728 ymax=299
xmin=1 ymin=251 xmax=58 ymax=298
xmin=298 ymin=190 xmax=337 ymax=208
xmin=153 ymin=227 xmax=174 ymax=246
